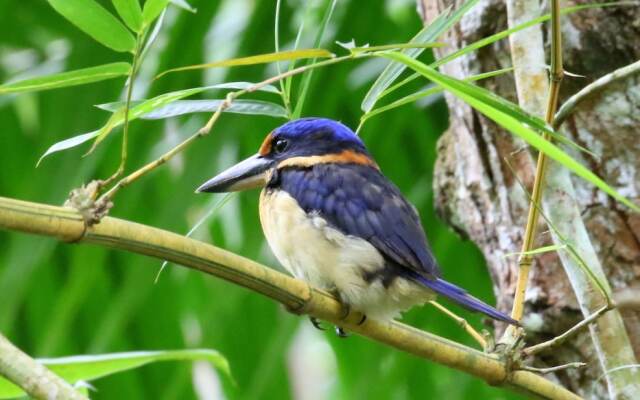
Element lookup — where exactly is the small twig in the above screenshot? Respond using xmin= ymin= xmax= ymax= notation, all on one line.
xmin=595 ymin=364 xmax=640 ymax=383
xmin=523 ymin=305 xmax=611 ymax=356
xmin=429 ymin=300 xmax=487 ymax=349
xmin=522 ymin=362 xmax=586 ymax=374
xmin=554 ymin=59 xmax=640 ymax=129
xmin=0 ymin=333 xmax=87 ymax=400
xmin=99 ymin=91 xmax=234 ymax=202
xmin=101 ymin=33 xmax=146 ymax=189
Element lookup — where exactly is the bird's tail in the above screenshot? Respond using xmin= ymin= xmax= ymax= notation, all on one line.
xmin=413 ymin=275 xmax=519 ymax=325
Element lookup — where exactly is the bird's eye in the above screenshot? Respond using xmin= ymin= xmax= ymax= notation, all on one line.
xmin=273 ymin=138 xmax=288 ymax=153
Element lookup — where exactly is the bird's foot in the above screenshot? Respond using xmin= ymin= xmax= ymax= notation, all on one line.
xmin=333 ymin=313 xmax=366 ymax=338
xmin=335 ymin=326 xmax=349 ymax=338
xmin=309 ymin=317 xmax=326 ymax=331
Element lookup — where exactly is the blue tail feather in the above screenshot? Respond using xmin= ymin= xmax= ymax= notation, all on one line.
xmin=413 ymin=274 xmax=519 ymax=325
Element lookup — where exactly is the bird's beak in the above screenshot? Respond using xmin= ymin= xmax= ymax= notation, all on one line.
xmin=196 ymin=154 xmax=274 ymax=193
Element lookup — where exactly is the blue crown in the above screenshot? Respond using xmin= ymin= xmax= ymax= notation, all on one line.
xmin=273 ymin=118 xmax=366 ymax=151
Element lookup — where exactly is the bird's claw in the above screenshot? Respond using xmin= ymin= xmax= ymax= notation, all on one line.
xmin=309 ymin=317 xmax=326 ymax=331
xmin=335 ymin=326 xmax=349 ymax=338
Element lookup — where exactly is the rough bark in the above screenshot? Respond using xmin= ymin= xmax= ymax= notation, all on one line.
xmin=418 ymin=0 xmax=640 ymax=397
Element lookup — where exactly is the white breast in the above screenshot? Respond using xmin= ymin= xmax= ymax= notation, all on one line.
xmin=259 ymin=189 xmax=433 ymax=320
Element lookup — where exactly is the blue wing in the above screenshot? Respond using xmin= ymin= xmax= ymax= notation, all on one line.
xmin=277 ymin=163 xmax=441 ymax=278
xmin=277 ymin=163 xmax=518 ymax=325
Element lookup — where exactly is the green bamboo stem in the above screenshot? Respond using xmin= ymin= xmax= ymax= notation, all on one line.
xmin=507 ymin=0 xmax=563 ymax=329
xmin=0 ymin=195 xmax=580 ymax=400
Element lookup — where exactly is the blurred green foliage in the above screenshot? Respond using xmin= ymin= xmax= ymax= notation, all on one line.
xmin=0 ymin=0 xmax=521 ymax=398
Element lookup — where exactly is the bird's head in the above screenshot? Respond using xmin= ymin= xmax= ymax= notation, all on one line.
xmin=196 ymin=118 xmax=375 ymax=193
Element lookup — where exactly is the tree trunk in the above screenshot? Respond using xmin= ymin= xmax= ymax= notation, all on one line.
xmin=418 ymin=0 xmax=640 ymax=397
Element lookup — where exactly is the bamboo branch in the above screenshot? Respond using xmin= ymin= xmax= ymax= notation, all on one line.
xmin=523 ymin=305 xmax=610 ymax=357
xmin=522 ymin=362 xmax=586 ymax=375
xmin=0 ymin=333 xmax=87 ymax=400
xmin=428 ymin=300 xmax=487 ymax=349
xmin=0 ymin=196 xmax=580 ymax=400
xmin=554 ymin=59 xmax=640 ymax=129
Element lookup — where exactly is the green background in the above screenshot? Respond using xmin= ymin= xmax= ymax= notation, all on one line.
xmin=0 ymin=0 xmax=519 ymax=398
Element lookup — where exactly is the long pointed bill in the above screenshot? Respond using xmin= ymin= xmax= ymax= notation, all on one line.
xmin=196 ymin=154 xmax=273 ymax=193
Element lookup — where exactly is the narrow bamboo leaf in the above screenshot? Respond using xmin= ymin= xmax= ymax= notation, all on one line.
xmin=88 ymin=86 xmax=211 ymax=153
xmin=291 ymin=0 xmax=337 ymax=119
xmin=284 ymin=2 xmax=310 ymax=103
xmin=0 ymin=63 xmax=131 ymax=95
xmin=170 ymin=0 xmax=196 ymax=13
xmin=377 ymin=1 xmax=628 ymax=102
xmin=199 ymin=81 xmax=280 ymax=94
xmin=142 ymin=0 xmax=170 ymax=26
xmin=112 ymin=0 xmax=143 ymax=32
xmin=0 ymin=349 xmax=231 ymax=399
xmin=349 ymin=42 xmax=445 ymax=54
xmin=156 ymin=49 xmax=335 ymax=79
xmin=361 ymin=0 xmax=479 ymax=112
xmin=140 ymin=7 xmax=165 ymax=59
xmin=37 ymin=130 xmax=100 ymax=166
xmin=39 ymin=85 xmax=211 ymax=163
xmin=381 ymin=52 xmax=639 ymax=212
xmin=504 ymin=244 xmax=566 ymax=258
xmin=47 ymin=0 xmax=136 ymax=53
xmin=362 ymin=67 xmax=513 ymax=124
xmin=98 ymin=99 xmax=288 ymax=119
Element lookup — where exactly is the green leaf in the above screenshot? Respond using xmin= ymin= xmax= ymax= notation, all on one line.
xmin=47 ymin=0 xmax=136 ymax=53
xmin=0 ymin=63 xmax=131 ymax=95
xmin=88 ymin=85 xmax=213 ymax=154
xmin=98 ymin=99 xmax=288 ymax=119
xmin=112 ymin=0 xmax=143 ymax=32
xmin=0 ymin=349 xmax=231 ymax=399
xmin=380 ymin=51 xmax=640 ymax=212
xmin=37 ymin=131 xmax=100 ymax=166
xmin=360 ymin=67 xmax=513 ymax=125
xmin=142 ymin=0 xmax=170 ymax=26
xmin=348 ymin=42 xmax=445 ymax=54
xmin=170 ymin=0 xmax=196 ymax=13
xmin=361 ymin=0 xmax=479 ymax=112
xmin=38 ymin=82 xmax=280 ymax=163
xmin=156 ymin=48 xmax=335 ymax=79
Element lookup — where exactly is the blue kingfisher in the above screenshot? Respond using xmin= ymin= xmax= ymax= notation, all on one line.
xmin=197 ymin=118 xmax=516 ymax=331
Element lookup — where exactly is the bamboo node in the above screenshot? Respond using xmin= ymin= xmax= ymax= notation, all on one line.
xmin=63 ymin=180 xmax=112 ymax=234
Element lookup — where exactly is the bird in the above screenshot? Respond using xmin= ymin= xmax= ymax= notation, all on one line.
xmin=196 ymin=118 xmax=517 ymax=330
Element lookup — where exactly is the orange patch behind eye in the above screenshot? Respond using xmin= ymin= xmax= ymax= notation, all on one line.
xmin=258 ymin=133 xmax=274 ymax=156
xmin=277 ymin=150 xmax=379 ymax=169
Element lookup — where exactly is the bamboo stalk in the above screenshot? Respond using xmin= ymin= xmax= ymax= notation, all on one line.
xmin=503 ymin=0 xmax=640 ymax=397
xmin=506 ymin=0 xmax=563 ymax=330
xmin=0 ymin=195 xmax=580 ymax=400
